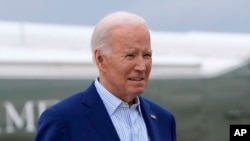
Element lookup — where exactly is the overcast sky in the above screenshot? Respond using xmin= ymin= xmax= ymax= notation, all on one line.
xmin=0 ymin=0 xmax=250 ymax=33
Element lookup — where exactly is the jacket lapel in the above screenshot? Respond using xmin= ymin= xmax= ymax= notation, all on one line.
xmin=81 ymin=83 xmax=120 ymax=141
xmin=140 ymin=97 xmax=161 ymax=141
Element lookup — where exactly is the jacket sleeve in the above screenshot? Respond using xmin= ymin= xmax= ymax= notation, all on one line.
xmin=35 ymin=108 xmax=69 ymax=141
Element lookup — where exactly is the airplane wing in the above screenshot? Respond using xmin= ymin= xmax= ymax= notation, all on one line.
xmin=1 ymin=21 xmax=250 ymax=79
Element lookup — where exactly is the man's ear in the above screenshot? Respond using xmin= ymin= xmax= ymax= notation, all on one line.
xmin=94 ymin=49 xmax=107 ymax=72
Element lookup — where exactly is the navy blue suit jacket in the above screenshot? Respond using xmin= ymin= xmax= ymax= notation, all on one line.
xmin=35 ymin=82 xmax=176 ymax=141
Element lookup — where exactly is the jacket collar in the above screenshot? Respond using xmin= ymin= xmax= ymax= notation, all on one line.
xmin=81 ymin=82 xmax=160 ymax=141
xmin=81 ymin=82 xmax=120 ymax=141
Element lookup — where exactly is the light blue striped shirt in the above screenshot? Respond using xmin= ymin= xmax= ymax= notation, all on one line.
xmin=95 ymin=79 xmax=149 ymax=141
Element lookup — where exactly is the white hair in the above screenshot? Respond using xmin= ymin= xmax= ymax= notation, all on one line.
xmin=91 ymin=11 xmax=147 ymax=60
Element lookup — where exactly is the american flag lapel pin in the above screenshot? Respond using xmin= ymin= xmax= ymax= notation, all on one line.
xmin=151 ymin=114 xmax=157 ymax=120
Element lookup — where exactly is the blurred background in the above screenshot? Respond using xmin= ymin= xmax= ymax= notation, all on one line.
xmin=0 ymin=0 xmax=250 ymax=141
xmin=1 ymin=0 xmax=250 ymax=32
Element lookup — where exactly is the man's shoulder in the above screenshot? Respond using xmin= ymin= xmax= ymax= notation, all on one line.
xmin=46 ymin=82 xmax=97 ymax=114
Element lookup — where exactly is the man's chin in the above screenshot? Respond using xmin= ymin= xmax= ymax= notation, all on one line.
xmin=130 ymin=88 xmax=145 ymax=96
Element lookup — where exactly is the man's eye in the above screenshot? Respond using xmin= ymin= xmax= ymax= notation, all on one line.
xmin=144 ymin=54 xmax=152 ymax=58
xmin=126 ymin=54 xmax=135 ymax=58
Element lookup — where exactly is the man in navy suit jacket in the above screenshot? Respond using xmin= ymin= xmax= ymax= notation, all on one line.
xmin=36 ymin=11 xmax=176 ymax=141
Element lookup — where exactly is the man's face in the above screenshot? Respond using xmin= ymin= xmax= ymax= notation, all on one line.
xmin=98 ymin=24 xmax=152 ymax=102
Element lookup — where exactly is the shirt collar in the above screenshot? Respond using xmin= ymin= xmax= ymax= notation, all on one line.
xmin=94 ymin=78 xmax=142 ymax=116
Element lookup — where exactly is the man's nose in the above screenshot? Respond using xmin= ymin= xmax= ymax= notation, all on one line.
xmin=134 ymin=57 xmax=147 ymax=71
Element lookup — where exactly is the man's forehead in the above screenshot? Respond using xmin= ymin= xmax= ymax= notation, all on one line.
xmin=124 ymin=47 xmax=152 ymax=51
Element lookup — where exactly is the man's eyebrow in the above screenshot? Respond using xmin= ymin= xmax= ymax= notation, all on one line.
xmin=145 ymin=50 xmax=152 ymax=53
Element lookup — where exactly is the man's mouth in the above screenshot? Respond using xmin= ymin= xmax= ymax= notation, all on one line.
xmin=128 ymin=77 xmax=144 ymax=81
